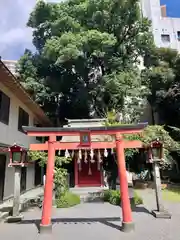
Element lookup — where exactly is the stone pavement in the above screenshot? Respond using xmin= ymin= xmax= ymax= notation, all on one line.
xmin=0 ymin=189 xmax=179 ymax=240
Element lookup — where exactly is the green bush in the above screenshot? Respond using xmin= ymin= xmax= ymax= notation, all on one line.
xmin=102 ymin=189 xmax=143 ymax=206
xmin=134 ymin=191 xmax=143 ymax=205
xmin=56 ymin=192 xmax=80 ymax=208
xmin=109 ymin=190 xmax=121 ymax=205
xmin=103 ymin=190 xmax=111 ymax=202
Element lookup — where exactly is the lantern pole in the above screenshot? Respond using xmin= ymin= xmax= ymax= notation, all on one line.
xmin=151 ymin=141 xmax=171 ymax=219
xmin=12 ymin=166 xmax=22 ymax=217
xmin=152 ymin=160 xmax=164 ymax=213
xmin=7 ymin=145 xmax=24 ymax=223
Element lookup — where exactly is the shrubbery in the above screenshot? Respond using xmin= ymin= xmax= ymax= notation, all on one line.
xmin=102 ymin=189 xmax=143 ymax=206
xmin=56 ymin=191 xmax=81 ymax=208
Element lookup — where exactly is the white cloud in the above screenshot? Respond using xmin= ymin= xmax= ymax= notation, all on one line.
xmin=0 ymin=0 xmax=36 ymax=60
xmin=0 ymin=0 xmax=63 ymax=60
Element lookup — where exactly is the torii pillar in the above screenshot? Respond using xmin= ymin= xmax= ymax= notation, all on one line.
xmin=116 ymin=133 xmax=134 ymax=232
xmin=40 ymin=135 xmax=56 ymax=234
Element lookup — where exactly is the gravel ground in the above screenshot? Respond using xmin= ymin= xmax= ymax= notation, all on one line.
xmin=0 ymin=189 xmax=179 ymax=240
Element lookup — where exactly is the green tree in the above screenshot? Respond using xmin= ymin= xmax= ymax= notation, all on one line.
xmin=142 ymin=47 xmax=178 ymax=124
xmin=17 ymin=0 xmax=153 ymax=122
xmin=28 ymin=150 xmax=71 ymax=196
xmin=105 ymin=111 xmax=179 ymax=164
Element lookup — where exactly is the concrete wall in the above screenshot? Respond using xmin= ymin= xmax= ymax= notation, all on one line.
xmin=0 ymin=79 xmax=42 ymax=200
xmin=141 ymin=0 xmax=180 ymax=52
xmin=3 ymin=153 xmax=14 ymax=200
xmin=0 ymin=82 xmax=38 ymax=148
xmin=2 ymin=153 xmax=35 ymax=200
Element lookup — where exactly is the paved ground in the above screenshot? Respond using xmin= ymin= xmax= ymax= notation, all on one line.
xmin=0 ymin=189 xmax=179 ymax=240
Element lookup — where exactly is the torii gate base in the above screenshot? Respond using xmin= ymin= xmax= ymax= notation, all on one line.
xmin=23 ymin=124 xmax=147 ymax=234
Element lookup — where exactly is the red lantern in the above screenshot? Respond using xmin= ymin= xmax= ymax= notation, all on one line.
xmin=8 ymin=144 xmax=28 ymax=167
xmin=148 ymin=140 xmax=163 ymax=162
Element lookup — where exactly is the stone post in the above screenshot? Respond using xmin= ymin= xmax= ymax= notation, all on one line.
xmin=12 ymin=166 xmax=21 ymax=216
xmin=7 ymin=166 xmax=23 ymax=223
xmin=152 ymin=161 xmax=171 ymax=219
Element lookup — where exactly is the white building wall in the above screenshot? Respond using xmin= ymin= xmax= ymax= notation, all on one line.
xmin=140 ymin=0 xmax=153 ymax=20
xmin=0 ymin=81 xmax=42 ymax=200
xmin=3 ymin=156 xmax=35 ymax=200
xmin=3 ymin=153 xmax=14 ymax=200
xmin=0 ymin=82 xmax=37 ymax=148
xmin=141 ymin=0 xmax=180 ymax=52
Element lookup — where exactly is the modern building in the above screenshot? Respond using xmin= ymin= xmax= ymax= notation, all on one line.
xmin=0 ymin=60 xmax=51 ymax=202
xmin=160 ymin=0 xmax=180 ymax=18
xmin=141 ymin=0 xmax=180 ymax=52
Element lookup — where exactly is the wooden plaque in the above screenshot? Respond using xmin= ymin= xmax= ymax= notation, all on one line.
xmin=80 ymin=132 xmax=91 ymax=146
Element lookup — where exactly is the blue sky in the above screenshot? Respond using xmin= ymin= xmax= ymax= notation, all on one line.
xmin=0 ymin=0 xmax=36 ymax=60
xmin=160 ymin=0 xmax=180 ymax=18
xmin=0 ymin=0 xmax=179 ymax=60
xmin=0 ymin=0 xmax=61 ymax=60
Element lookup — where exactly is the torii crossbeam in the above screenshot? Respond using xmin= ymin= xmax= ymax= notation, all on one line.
xmin=23 ymin=123 xmax=147 ymax=234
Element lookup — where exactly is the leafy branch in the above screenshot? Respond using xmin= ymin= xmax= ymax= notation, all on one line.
xmin=28 ymin=150 xmax=71 ymax=194
xmin=105 ymin=111 xmax=180 ymax=161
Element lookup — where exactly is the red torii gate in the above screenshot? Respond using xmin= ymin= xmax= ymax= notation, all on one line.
xmin=23 ymin=123 xmax=147 ymax=234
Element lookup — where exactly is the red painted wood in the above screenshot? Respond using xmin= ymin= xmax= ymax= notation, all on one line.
xmin=41 ymin=135 xmax=56 ymax=227
xmin=30 ymin=140 xmax=143 ymax=151
xmin=74 ymin=158 xmax=78 ymax=187
xmin=100 ymin=165 xmax=104 ymax=186
xmin=116 ymin=133 xmax=133 ymax=224
xmin=78 ymin=159 xmax=101 ymax=187
xmin=25 ymin=127 xmax=146 ymax=231
xmin=26 ymin=129 xmax=143 ymax=137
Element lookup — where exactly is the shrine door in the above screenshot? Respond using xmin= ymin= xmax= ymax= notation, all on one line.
xmin=78 ymin=158 xmax=101 ymax=187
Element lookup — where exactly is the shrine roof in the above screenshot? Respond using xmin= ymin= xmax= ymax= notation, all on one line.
xmin=66 ymin=118 xmax=106 ymax=123
xmin=23 ymin=122 xmax=148 ymax=134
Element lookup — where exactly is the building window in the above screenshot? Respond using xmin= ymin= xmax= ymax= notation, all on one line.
xmin=18 ymin=107 xmax=29 ymax=132
xmin=33 ymin=120 xmax=43 ymax=142
xmin=177 ymin=31 xmax=180 ymax=41
xmin=0 ymin=90 xmax=10 ymax=125
xmin=161 ymin=34 xmax=170 ymax=43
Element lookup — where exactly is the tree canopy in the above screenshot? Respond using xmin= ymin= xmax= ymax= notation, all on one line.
xmin=17 ymin=0 xmax=153 ymax=124
xmin=142 ymin=47 xmax=180 ymax=127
